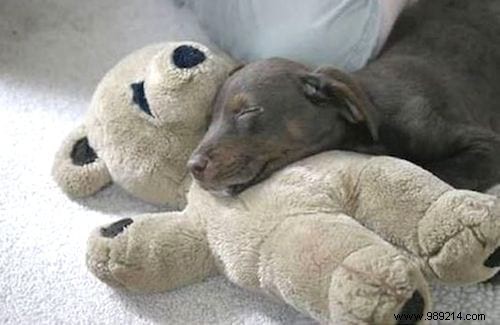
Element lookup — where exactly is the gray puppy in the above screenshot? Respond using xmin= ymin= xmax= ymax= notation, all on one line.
xmin=189 ymin=0 xmax=500 ymax=196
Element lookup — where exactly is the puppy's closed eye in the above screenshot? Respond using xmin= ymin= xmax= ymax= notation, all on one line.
xmin=236 ymin=106 xmax=264 ymax=119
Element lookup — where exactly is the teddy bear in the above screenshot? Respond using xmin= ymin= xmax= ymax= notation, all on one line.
xmin=53 ymin=41 xmax=500 ymax=324
xmin=87 ymin=153 xmax=500 ymax=325
xmin=52 ymin=41 xmax=237 ymax=208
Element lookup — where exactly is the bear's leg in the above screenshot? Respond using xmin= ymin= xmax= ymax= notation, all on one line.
xmin=258 ymin=213 xmax=431 ymax=325
xmin=86 ymin=212 xmax=217 ymax=292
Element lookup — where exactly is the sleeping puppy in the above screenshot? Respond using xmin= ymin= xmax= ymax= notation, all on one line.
xmin=188 ymin=0 xmax=500 ymax=196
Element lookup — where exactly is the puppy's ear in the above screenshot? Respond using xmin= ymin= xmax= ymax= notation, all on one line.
xmin=300 ymin=67 xmax=379 ymax=141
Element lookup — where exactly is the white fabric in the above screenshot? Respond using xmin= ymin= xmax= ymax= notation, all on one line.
xmin=185 ymin=0 xmax=413 ymax=71
xmin=375 ymin=0 xmax=414 ymax=54
xmin=0 ymin=0 xmax=499 ymax=324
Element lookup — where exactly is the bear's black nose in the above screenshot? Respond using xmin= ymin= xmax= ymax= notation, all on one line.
xmin=172 ymin=45 xmax=206 ymax=68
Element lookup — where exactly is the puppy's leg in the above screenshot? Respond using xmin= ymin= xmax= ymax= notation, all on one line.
xmin=424 ymin=128 xmax=500 ymax=191
xmin=86 ymin=212 xmax=217 ymax=292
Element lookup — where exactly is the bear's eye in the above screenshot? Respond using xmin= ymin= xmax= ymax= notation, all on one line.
xmin=130 ymin=81 xmax=153 ymax=117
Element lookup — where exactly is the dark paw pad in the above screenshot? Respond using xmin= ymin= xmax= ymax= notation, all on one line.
xmin=484 ymin=247 xmax=500 ymax=268
xmin=484 ymin=271 xmax=500 ymax=284
xmin=100 ymin=218 xmax=133 ymax=238
xmin=397 ymin=290 xmax=425 ymax=325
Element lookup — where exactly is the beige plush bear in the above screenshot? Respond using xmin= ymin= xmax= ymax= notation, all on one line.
xmin=87 ymin=152 xmax=500 ymax=324
xmin=54 ymin=42 xmax=500 ymax=324
xmin=52 ymin=41 xmax=237 ymax=208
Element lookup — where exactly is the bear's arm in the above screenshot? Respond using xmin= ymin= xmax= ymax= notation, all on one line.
xmin=86 ymin=211 xmax=218 ymax=292
xmin=347 ymin=156 xmax=500 ymax=283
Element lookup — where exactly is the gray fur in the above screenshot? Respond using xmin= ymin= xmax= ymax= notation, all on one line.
xmin=352 ymin=0 xmax=500 ymax=190
xmin=191 ymin=0 xmax=500 ymax=193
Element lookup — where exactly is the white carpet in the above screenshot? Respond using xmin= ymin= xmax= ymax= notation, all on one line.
xmin=0 ymin=1 xmax=499 ymax=324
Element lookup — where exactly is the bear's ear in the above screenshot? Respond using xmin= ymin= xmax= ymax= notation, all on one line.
xmin=52 ymin=125 xmax=112 ymax=198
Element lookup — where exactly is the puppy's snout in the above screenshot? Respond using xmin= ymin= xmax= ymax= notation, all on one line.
xmin=188 ymin=154 xmax=209 ymax=180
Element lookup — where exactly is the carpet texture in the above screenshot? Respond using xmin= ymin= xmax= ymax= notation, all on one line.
xmin=0 ymin=1 xmax=499 ymax=324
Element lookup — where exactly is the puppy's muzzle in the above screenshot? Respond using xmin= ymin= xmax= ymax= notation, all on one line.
xmin=187 ymin=154 xmax=210 ymax=181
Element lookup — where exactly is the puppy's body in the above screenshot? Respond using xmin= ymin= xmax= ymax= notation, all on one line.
xmin=357 ymin=2 xmax=500 ymax=149
xmin=351 ymin=0 xmax=500 ymax=189
xmin=190 ymin=0 xmax=500 ymax=194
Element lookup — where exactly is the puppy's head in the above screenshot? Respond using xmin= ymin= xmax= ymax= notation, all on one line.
xmin=188 ymin=58 xmax=379 ymax=195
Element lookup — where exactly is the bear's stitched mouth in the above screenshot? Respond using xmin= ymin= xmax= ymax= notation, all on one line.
xmin=131 ymin=81 xmax=154 ymax=117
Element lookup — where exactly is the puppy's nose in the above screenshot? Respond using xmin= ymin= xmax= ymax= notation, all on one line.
xmin=188 ymin=155 xmax=209 ymax=180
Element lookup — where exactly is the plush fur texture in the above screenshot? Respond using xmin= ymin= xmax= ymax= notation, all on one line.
xmin=87 ymin=151 xmax=500 ymax=324
xmin=52 ymin=41 xmax=237 ymax=207
xmin=52 ymin=41 xmax=500 ymax=324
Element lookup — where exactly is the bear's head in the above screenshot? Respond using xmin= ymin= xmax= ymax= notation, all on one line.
xmin=53 ymin=41 xmax=237 ymax=208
